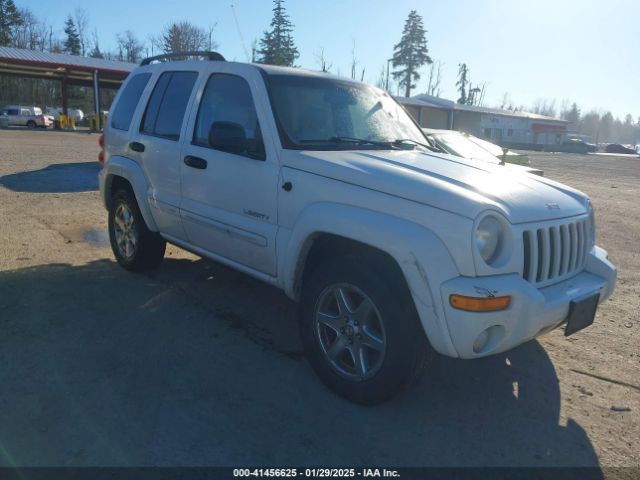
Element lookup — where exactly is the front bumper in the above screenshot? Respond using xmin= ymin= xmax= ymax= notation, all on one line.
xmin=440 ymin=246 xmax=616 ymax=358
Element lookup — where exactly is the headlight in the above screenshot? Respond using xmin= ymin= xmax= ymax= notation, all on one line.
xmin=475 ymin=215 xmax=503 ymax=264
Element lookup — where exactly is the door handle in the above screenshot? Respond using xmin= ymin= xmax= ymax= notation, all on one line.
xmin=184 ymin=155 xmax=208 ymax=170
xmin=129 ymin=141 xmax=145 ymax=152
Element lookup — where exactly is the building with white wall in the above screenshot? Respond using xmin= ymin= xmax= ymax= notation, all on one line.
xmin=397 ymin=94 xmax=569 ymax=150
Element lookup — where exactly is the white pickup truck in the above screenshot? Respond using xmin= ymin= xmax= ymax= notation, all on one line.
xmin=1 ymin=105 xmax=52 ymax=128
xmin=98 ymin=52 xmax=616 ymax=404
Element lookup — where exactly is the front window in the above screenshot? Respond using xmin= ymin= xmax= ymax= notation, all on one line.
xmin=265 ymin=74 xmax=428 ymax=150
xmin=193 ymin=74 xmax=265 ymax=160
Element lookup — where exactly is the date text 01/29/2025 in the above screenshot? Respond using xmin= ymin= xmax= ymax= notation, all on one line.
xmin=232 ymin=468 xmax=400 ymax=478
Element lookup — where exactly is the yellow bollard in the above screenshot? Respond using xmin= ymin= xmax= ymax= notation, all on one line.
xmin=69 ymin=116 xmax=76 ymax=130
xmin=59 ymin=114 xmax=67 ymax=130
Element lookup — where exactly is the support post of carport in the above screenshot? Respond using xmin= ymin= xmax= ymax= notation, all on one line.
xmin=61 ymin=74 xmax=68 ymax=128
xmin=93 ymin=70 xmax=101 ymax=130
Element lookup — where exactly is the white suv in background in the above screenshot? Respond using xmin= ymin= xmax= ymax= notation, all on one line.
xmin=98 ymin=52 xmax=617 ymax=404
xmin=0 ymin=105 xmax=52 ymax=128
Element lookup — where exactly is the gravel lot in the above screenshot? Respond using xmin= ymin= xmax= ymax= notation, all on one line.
xmin=0 ymin=129 xmax=638 ymax=471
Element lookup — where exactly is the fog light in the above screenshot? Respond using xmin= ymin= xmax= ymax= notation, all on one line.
xmin=473 ymin=330 xmax=490 ymax=353
xmin=472 ymin=325 xmax=506 ymax=354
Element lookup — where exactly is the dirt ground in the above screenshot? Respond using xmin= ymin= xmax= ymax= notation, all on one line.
xmin=0 ymin=129 xmax=638 ymax=471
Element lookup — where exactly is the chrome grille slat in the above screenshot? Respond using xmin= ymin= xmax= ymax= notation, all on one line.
xmin=539 ymin=228 xmax=550 ymax=283
xmin=560 ymin=224 xmax=570 ymax=276
xmin=578 ymin=221 xmax=585 ymax=267
xmin=569 ymin=223 xmax=578 ymax=271
xmin=522 ymin=217 xmax=588 ymax=287
xmin=550 ymin=227 xmax=561 ymax=279
xmin=527 ymin=230 xmax=538 ymax=283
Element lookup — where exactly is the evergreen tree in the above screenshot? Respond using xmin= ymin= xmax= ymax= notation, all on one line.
xmin=63 ymin=16 xmax=80 ymax=55
xmin=563 ymin=102 xmax=580 ymax=125
xmin=456 ymin=63 xmax=469 ymax=104
xmin=257 ymin=0 xmax=299 ymax=66
xmin=0 ymin=0 xmax=22 ymax=46
xmin=391 ymin=10 xmax=432 ymax=97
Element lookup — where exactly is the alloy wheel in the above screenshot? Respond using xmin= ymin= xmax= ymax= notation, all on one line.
xmin=314 ymin=283 xmax=387 ymax=381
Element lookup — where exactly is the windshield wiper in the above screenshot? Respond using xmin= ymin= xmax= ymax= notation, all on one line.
xmin=299 ymin=136 xmax=398 ymax=149
xmin=393 ymin=138 xmax=438 ymax=151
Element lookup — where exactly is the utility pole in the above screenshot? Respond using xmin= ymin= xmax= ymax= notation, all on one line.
xmin=385 ymin=58 xmax=392 ymax=92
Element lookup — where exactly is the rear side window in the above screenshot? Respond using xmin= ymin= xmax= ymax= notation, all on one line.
xmin=111 ymin=73 xmax=151 ymax=131
xmin=141 ymin=71 xmax=198 ymax=141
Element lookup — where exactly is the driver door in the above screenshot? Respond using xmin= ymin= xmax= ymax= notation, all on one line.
xmin=179 ymin=70 xmax=279 ymax=276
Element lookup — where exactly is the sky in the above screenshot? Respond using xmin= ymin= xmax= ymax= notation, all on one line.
xmin=15 ymin=0 xmax=640 ymax=119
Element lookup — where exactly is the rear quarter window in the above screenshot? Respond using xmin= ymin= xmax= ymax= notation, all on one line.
xmin=111 ymin=73 xmax=152 ymax=131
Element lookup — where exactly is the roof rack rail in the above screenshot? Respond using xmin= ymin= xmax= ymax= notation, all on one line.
xmin=140 ymin=51 xmax=225 ymax=66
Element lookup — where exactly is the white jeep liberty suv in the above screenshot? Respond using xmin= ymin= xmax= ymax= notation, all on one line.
xmin=98 ymin=52 xmax=617 ymax=404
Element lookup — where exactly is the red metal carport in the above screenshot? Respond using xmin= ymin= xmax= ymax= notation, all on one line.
xmin=0 ymin=46 xmax=136 ymax=128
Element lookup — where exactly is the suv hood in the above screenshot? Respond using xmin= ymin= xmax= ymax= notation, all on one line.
xmin=282 ymin=149 xmax=587 ymax=224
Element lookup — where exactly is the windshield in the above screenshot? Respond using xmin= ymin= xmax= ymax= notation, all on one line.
xmin=432 ymin=132 xmax=500 ymax=164
xmin=265 ymin=74 xmax=428 ymax=150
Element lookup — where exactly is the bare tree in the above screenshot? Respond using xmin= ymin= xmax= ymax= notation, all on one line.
xmin=250 ymin=38 xmax=258 ymax=62
xmin=89 ymin=28 xmax=103 ymax=58
xmin=499 ymin=92 xmax=513 ymax=110
xmin=375 ymin=64 xmax=386 ymax=89
xmin=206 ymin=22 xmax=218 ymax=51
xmin=11 ymin=7 xmax=47 ymax=51
xmin=314 ymin=46 xmax=332 ymax=72
xmin=531 ymin=98 xmax=557 ymax=117
xmin=116 ymin=30 xmax=144 ymax=63
xmin=74 ymin=8 xmax=88 ymax=56
xmin=426 ymin=60 xmax=442 ymax=96
xmin=350 ymin=39 xmax=357 ymax=80
xmin=160 ymin=21 xmax=211 ymax=54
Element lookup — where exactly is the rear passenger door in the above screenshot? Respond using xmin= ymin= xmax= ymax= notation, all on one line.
xmin=179 ymin=69 xmax=279 ymax=276
xmin=130 ymin=70 xmax=199 ymax=241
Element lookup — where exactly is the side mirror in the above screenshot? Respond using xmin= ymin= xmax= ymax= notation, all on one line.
xmin=209 ymin=121 xmax=246 ymax=155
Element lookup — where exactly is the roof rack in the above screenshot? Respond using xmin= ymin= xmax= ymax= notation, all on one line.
xmin=140 ymin=51 xmax=225 ymax=66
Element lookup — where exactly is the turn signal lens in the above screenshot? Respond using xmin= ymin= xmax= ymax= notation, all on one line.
xmin=450 ymin=294 xmax=511 ymax=312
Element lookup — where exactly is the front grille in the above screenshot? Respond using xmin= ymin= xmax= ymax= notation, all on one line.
xmin=522 ymin=218 xmax=589 ymax=285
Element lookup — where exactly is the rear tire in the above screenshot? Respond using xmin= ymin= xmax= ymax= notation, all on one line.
xmin=108 ymin=189 xmax=166 ymax=272
xmin=26 ymin=120 xmax=36 ymax=129
xmin=300 ymin=254 xmax=431 ymax=404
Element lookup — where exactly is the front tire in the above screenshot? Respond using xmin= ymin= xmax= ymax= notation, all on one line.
xmin=26 ymin=120 xmax=36 ymax=129
xmin=300 ymin=254 xmax=430 ymax=404
xmin=108 ymin=189 xmax=166 ymax=272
